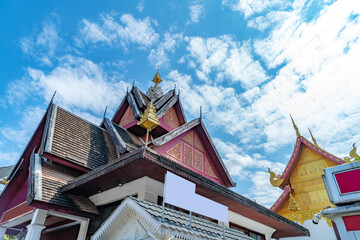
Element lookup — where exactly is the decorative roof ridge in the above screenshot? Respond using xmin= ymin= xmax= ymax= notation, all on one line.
xmin=151 ymin=118 xmax=201 ymax=147
xmin=131 ymin=85 xmax=147 ymax=110
xmin=103 ymin=118 xmax=128 ymax=157
xmin=156 ymin=94 xmax=179 ymax=118
xmin=276 ymin=136 xmax=344 ymax=188
xmin=270 ymin=185 xmax=291 ymax=212
xmin=111 ymin=121 xmax=145 ymax=146
xmin=154 ymin=89 xmax=175 ymax=109
xmin=111 ymin=91 xmax=129 ymax=123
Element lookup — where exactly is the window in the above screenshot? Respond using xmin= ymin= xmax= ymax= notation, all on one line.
xmin=230 ymin=222 xmax=265 ymax=240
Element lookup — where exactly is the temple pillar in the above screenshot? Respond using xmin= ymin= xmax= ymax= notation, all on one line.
xmin=25 ymin=209 xmax=48 ymax=240
xmin=0 ymin=227 xmax=6 ymax=240
xmin=76 ymin=219 xmax=89 ymax=240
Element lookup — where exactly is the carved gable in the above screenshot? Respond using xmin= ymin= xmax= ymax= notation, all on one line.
xmin=119 ymin=106 xmax=135 ymax=127
xmin=163 ymin=107 xmax=180 ymax=130
xmin=161 ymin=131 xmax=220 ymax=182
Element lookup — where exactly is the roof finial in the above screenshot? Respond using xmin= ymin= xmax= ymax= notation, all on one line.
xmin=132 ymin=80 xmax=135 ymax=88
xmin=157 ymin=65 xmax=160 ymax=72
xmin=289 ymin=114 xmax=300 ymax=137
xmin=308 ymin=128 xmax=319 ymax=147
xmin=50 ymin=90 xmax=57 ymax=104
xmin=152 ymin=71 xmax=162 ymax=87
xmin=103 ymin=106 xmax=108 ymax=119
xmin=174 ymin=84 xmax=176 ymax=91
xmin=200 ymin=106 xmax=202 ymax=120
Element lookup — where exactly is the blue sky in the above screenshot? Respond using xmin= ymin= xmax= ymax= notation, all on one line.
xmin=1 ymin=0 xmax=360 ymax=207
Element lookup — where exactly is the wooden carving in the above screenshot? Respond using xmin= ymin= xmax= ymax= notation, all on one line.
xmin=182 ymin=132 xmax=194 ymax=146
xmin=205 ymin=156 xmax=217 ymax=179
xmin=194 ymin=134 xmax=205 ymax=152
xmin=163 ymin=107 xmax=180 ymax=130
xmin=184 ymin=143 xmax=193 ymax=166
xmin=194 ymin=150 xmax=204 ymax=172
xmin=166 ymin=142 xmax=182 ymax=161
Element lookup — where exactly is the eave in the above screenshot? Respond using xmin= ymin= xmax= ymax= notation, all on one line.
xmin=270 ymin=185 xmax=291 ymax=212
xmin=61 ymin=148 xmax=309 ymax=238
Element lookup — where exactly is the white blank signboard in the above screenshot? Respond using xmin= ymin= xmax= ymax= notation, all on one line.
xmin=164 ymin=171 xmax=228 ymax=222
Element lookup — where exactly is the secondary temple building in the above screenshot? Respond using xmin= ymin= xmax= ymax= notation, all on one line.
xmin=0 ymin=73 xmax=309 ymax=240
xmin=268 ymin=116 xmax=359 ymax=239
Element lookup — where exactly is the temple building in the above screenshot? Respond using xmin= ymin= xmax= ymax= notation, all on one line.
xmin=0 ymin=73 xmax=309 ymax=240
xmin=268 ymin=116 xmax=359 ymax=239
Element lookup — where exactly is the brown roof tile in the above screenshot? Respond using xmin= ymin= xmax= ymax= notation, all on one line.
xmin=48 ymin=107 xmax=118 ymax=169
xmin=41 ymin=161 xmax=98 ymax=214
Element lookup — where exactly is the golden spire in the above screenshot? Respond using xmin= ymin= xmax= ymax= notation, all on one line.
xmin=137 ymin=101 xmax=160 ymax=147
xmin=152 ymin=72 xmax=162 ymax=87
xmin=308 ymin=128 xmax=319 ymax=147
xmin=289 ymin=114 xmax=300 ymax=137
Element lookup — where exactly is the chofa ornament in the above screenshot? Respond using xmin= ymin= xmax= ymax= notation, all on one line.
xmin=344 ymin=143 xmax=360 ymax=163
xmin=267 ymin=167 xmax=284 ymax=187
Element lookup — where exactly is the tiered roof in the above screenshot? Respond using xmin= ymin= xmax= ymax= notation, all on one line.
xmin=0 ymin=73 xmax=309 ymax=238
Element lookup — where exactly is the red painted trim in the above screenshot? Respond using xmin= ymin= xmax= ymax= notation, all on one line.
xmin=42 ymin=153 xmax=90 ymax=173
xmin=335 ymin=168 xmax=360 ymax=194
xmin=0 ymin=202 xmax=34 ymax=224
xmin=343 ymin=215 xmax=360 ymax=231
xmin=270 ymin=185 xmax=291 ymax=212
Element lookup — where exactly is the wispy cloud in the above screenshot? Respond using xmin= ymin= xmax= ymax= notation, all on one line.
xmin=188 ymin=3 xmax=204 ymax=24
xmin=148 ymin=32 xmax=183 ymax=69
xmin=26 ymin=55 xmax=129 ymax=115
xmin=222 ymin=0 xmax=290 ymax=18
xmin=19 ymin=14 xmax=62 ymax=66
xmin=77 ymin=13 xmax=159 ymax=51
xmin=137 ymin=0 xmax=146 ymax=12
xmin=185 ymin=35 xmax=268 ymax=88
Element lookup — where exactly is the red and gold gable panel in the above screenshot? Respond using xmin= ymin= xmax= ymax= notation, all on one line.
xmin=119 ymin=106 xmax=135 ymax=127
xmin=163 ymin=131 xmax=219 ymax=182
xmin=162 ymin=107 xmax=180 ymax=130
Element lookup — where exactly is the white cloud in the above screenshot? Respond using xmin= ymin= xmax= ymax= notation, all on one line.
xmin=247 ymin=11 xmax=290 ymax=31
xmin=20 ymin=16 xmax=62 ymax=65
xmin=137 ymin=0 xmax=146 ymax=12
xmin=222 ymin=0 xmax=290 ymax=18
xmin=186 ymin=36 xmax=268 ymax=88
xmin=148 ymin=32 xmax=183 ymax=68
xmin=188 ymin=3 xmax=204 ymax=24
xmin=25 ymin=55 xmax=130 ymax=115
xmin=78 ymin=13 xmax=159 ymax=50
xmin=0 ymin=106 xmax=45 ymax=148
xmin=247 ymin=171 xmax=283 ymax=208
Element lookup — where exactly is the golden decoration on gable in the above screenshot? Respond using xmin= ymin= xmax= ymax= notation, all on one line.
xmin=267 ymin=168 xmax=284 ymax=187
xmin=288 ymin=193 xmax=299 ymax=212
xmin=289 ymin=114 xmax=301 ymax=137
xmin=308 ymin=128 xmax=319 ymax=147
xmin=344 ymin=143 xmax=360 ymax=163
xmin=282 ymin=209 xmax=333 ymax=228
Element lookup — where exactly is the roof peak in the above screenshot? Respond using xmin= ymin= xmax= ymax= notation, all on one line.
xmin=289 ymin=114 xmax=301 ymax=137
xmin=146 ymin=71 xmax=164 ymax=101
